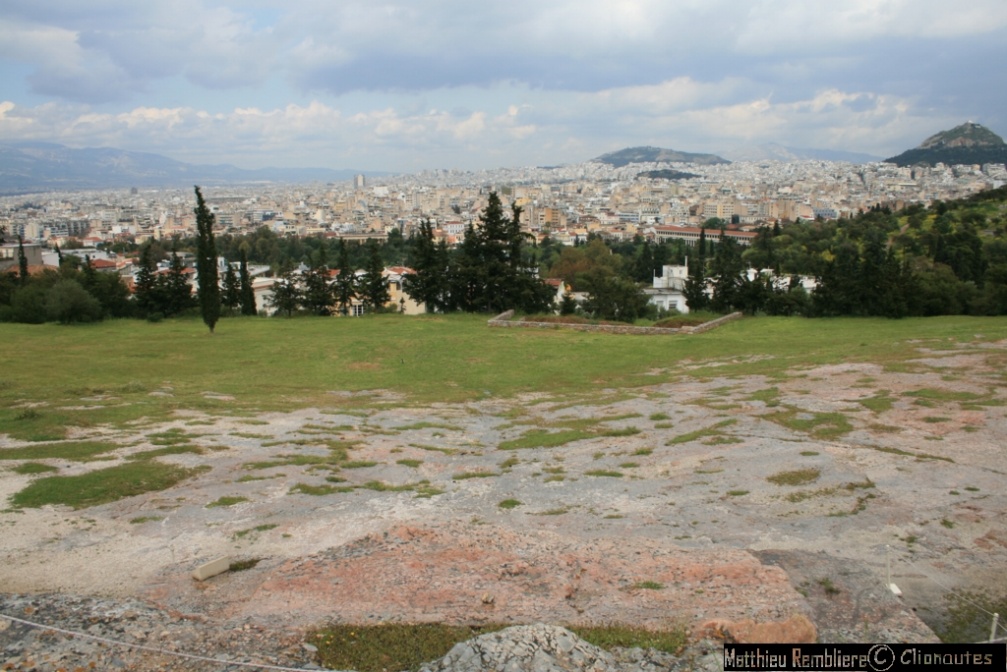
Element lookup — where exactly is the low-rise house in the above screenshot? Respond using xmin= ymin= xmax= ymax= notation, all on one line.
xmin=0 ymin=242 xmax=44 ymax=273
xmin=645 ymin=263 xmax=690 ymax=314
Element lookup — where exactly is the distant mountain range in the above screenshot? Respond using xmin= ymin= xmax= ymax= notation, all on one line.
xmin=0 ymin=142 xmax=374 ymax=195
xmin=592 ymin=144 xmax=883 ymax=166
xmin=592 ymin=146 xmax=730 ymax=167
xmin=717 ymin=143 xmax=882 ymax=164
xmin=884 ymin=122 xmax=1007 ymax=167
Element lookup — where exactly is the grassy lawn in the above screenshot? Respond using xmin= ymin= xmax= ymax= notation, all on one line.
xmin=10 ymin=461 xmax=206 ymax=509
xmin=0 ymin=314 xmax=1005 ymax=442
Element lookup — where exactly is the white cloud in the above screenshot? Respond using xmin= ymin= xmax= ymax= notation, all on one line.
xmin=592 ymin=77 xmax=744 ymax=114
xmin=0 ymin=1 xmax=1003 ymax=168
xmin=737 ymin=0 xmax=1007 ymax=52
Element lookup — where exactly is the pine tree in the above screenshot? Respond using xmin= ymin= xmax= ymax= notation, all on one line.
xmin=448 ymin=192 xmax=552 ymax=314
xmin=302 ymin=245 xmax=333 ymax=316
xmin=193 ymin=186 xmax=220 ymax=332
xmin=165 ymin=249 xmax=194 ymax=317
xmin=268 ymin=267 xmax=302 ymax=317
xmin=403 ymin=220 xmax=447 ymax=312
xmin=709 ymin=235 xmax=745 ymax=312
xmin=360 ymin=239 xmax=390 ymax=311
xmin=221 ymin=262 xmax=240 ymax=313
xmin=134 ymin=243 xmax=160 ymax=317
xmin=332 ymin=239 xmax=358 ymax=316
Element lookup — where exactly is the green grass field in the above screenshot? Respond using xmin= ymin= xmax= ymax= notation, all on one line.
xmin=2 ymin=313 xmax=1006 ymax=441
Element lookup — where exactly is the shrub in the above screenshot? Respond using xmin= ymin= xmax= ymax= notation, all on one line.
xmin=46 ymin=279 xmax=103 ymax=324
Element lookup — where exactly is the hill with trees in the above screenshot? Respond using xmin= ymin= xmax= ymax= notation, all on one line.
xmin=592 ymin=146 xmax=730 ymax=168
xmin=884 ymin=122 xmax=1007 ymax=167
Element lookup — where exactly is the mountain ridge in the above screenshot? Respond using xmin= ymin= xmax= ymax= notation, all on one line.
xmin=592 ymin=145 xmax=730 ymax=167
xmin=0 ymin=141 xmax=375 ymax=195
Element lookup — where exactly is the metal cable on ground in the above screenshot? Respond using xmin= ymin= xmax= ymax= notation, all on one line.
xmin=895 ymin=542 xmax=1007 ymax=639
xmin=0 ymin=611 xmax=331 ymax=672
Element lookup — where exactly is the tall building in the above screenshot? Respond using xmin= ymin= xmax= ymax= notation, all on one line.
xmin=354 ymin=174 xmax=366 ymax=190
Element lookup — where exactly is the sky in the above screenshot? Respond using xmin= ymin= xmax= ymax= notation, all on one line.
xmin=1 ymin=0 xmax=1005 ymax=173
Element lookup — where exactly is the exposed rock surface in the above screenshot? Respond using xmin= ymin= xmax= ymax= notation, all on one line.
xmin=0 ymin=598 xmax=718 ymax=672
xmin=418 ymin=624 xmax=705 ymax=672
xmin=4 ymin=340 xmax=1006 ymax=669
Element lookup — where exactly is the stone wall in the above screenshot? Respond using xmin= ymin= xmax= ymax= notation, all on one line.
xmin=487 ymin=310 xmax=743 ymax=335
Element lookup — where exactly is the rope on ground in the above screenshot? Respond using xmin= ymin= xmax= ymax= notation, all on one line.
xmin=896 ymin=542 xmax=1007 ymax=639
xmin=0 ymin=610 xmax=330 ymax=672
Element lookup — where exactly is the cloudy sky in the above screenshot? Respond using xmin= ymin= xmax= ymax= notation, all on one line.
xmin=1 ymin=0 xmax=1005 ymax=172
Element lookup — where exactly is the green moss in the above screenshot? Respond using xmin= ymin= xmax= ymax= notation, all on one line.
xmin=289 ymin=483 xmax=353 ymax=496
xmin=859 ymin=391 xmax=894 ymax=413
xmin=764 ymin=407 xmax=853 ymax=440
xmin=233 ymin=523 xmax=278 ymax=539
xmin=585 ymin=469 xmax=624 ymax=478
xmin=206 ymin=496 xmax=248 ymax=508
xmin=667 ymin=419 xmax=737 ymax=445
xmin=228 ymin=558 xmax=261 ymax=572
xmin=0 ymin=441 xmax=118 ymax=462
xmin=413 ymin=483 xmax=445 ymax=498
xmin=629 ymin=581 xmax=665 ymax=590
xmin=767 ymin=468 xmax=821 ymax=486
xmin=11 ymin=462 xmax=59 ymax=475
xmin=127 ymin=445 xmax=203 ymax=460
xmin=498 ymin=428 xmax=594 ymax=450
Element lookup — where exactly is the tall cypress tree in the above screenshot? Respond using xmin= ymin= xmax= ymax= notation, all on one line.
xmin=684 ymin=228 xmax=709 ymax=311
xmin=238 ymin=249 xmax=256 ymax=315
xmin=17 ymin=237 xmax=28 ymax=286
xmin=193 ymin=186 xmax=220 ymax=332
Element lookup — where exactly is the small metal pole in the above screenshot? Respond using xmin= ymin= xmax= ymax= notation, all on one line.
xmin=990 ymin=613 xmax=999 ymax=643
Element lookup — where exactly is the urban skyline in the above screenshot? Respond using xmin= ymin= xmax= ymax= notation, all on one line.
xmin=2 ymin=1 xmax=1006 ymax=173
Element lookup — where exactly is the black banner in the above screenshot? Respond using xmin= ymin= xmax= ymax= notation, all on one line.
xmin=723 ymin=643 xmax=1005 ymax=671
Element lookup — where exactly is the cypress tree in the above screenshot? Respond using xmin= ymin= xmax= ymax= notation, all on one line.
xmin=17 ymin=237 xmax=28 ymax=286
xmin=238 ymin=249 xmax=256 ymax=315
xmin=193 ymin=186 xmax=220 ymax=332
